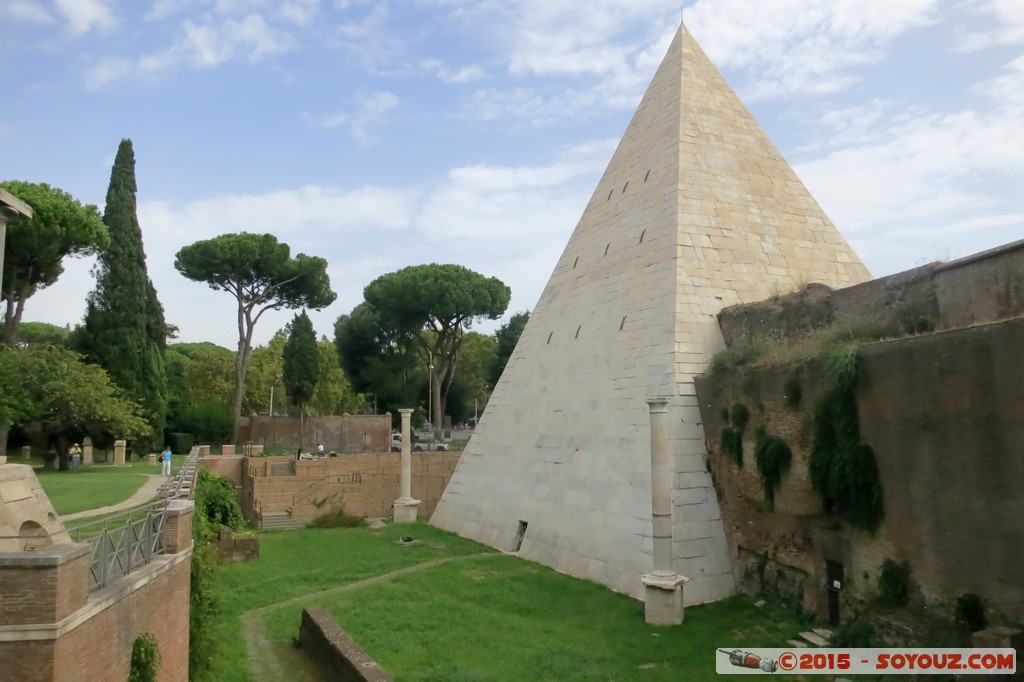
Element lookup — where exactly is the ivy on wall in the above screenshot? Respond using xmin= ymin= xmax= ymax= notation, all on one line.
xmin=753 ymin=427 xmax=793 ymax=509
xmin=809 ymin=343 xmax=884 ymax=532
xmin=721 ymin=403 xmax=750 ymax=467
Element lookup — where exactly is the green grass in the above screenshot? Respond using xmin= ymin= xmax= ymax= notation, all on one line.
xmin=212 ymin=523 xmax=809 ymax=682
xmin=34 ymin=463 xmax=159 ymax=515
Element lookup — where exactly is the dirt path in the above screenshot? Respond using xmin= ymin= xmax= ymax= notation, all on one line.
xmin=241 ymin=552 xmax=497 ymax=682
xmin=60 ymin=474 xmax=167 ymax=522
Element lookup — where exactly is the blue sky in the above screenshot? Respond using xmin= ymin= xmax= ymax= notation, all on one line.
xmin=3 ymin=0 xmax=1023 ymax=348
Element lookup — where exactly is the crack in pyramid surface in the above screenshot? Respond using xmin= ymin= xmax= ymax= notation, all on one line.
xmin=431 ymin=25 xmax=870 ymax=603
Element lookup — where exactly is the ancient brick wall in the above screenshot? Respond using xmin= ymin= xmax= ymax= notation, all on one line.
xmin=242 ymin=453 xmax=461 ymax=524
xmin=696 ymin=316 xmax=1024 ymax=622
xmin=237 ymin=414 xmax=392 ymax=452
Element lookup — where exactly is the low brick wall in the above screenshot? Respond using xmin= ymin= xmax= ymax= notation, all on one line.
xmin=242 ymin=453 xmax=461 ymax=525
xmin=299 ymin=608 xmax=392 ymax=682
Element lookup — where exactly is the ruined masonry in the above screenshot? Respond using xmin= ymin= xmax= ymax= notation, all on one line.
xmin=431 ymin=25 xmax=871 ymax=603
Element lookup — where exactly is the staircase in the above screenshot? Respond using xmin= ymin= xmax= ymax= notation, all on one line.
xmin=788 ymin=628 xmax=833 ymax=648
xmin=260 ymin=511 xmax=305 ymax=531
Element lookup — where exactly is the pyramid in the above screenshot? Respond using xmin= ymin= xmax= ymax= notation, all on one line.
xmin=431 ymin=25 xmax=871 ymax=603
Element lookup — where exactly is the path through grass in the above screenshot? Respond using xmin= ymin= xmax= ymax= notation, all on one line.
xmin=34 ymin=463 xmax=159 ymax=514
xmin=212 ymin=523 xmax=811 ymax=682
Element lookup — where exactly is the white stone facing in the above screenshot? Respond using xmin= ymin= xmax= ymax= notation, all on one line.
xmin=431 ymin=25 xmax=870 ymax=602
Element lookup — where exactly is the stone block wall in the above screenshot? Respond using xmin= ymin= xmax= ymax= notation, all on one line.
xmin=237 ymin=414 xmax=392 ymax=452
xmin=299 ymin=608 xmax=392 ymax=682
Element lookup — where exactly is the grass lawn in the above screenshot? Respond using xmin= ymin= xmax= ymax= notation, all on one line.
xmin=33 ymin=459 xmax=165 ymax=515
xmin=213 ymin=523 xmax=812 ymax=682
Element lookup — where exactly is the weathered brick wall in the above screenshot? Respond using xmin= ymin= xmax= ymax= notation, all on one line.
xmin=237 ymin=414 xmax=392 ymax=452
xmin=299 ymin=607 xmax=392 ymax=682
xmin=200 ymin=455 xmax=243 ymax=487
xmin=696 ymin=316 xmax=1024 ymax=622
xmin=242 ymin=453 xmax=461 ymax=523
xmin=0 ymin=505 xmax=194 ymax=682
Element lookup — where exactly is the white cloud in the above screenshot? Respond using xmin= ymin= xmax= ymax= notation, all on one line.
xmin=420 ymin=58 xmax=485 ymax=84
xmin=85 ymin=13 xmax=293 ymax=88
xmin=279 ymin=0 xmax=321 ymax=27
xmin=957 ymin=0 xmax=1024 ymax=51
xmin=321 ymin=91 xmax=399 ymax=143
xmin=0 ymin=0 xmax=54 ymax=24
xmin=56 ymin=0 xmax=115 ymax=33
xmin=684 ymin=0 xmax=940 ymax=100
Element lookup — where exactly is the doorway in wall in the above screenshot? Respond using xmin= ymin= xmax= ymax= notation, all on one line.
xmin=825 ymin=559 xmax=844 ymax=625
xmin=512 ymin=520 xmax=528 ymax=552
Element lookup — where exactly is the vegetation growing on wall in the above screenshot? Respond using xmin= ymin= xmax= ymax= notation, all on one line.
xmin=129 ymin=632 xmax=161 ymax=682
xmin=782 ymin=376 xmax=801 ymax=409
xmin=753 ymin=427 xmax=792 ymax=509
xmin=877 ymin=559 xmax=913 ymax=607
xmin=809 ymin=343 xmax=884 ymax=532
xmin=721 ymin=403 xmax=750 ymax=467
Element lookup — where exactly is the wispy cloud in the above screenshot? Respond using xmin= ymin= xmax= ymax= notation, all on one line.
xmin=956 ymin=0 xmax=1024 ymax=51
xmin=0 ymin=0 xmax=55 ymax=24
xmin=420 ymin=58 xmax=485 ymax=84
xmin=85 ymin=13 xmax=293 ymax=88
xmin=56 ymin=0 xmax=115 ymax=34
xmin=319 ymin=91 xmax=400 ymax=144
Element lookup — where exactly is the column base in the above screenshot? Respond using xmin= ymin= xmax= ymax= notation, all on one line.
xmin=393 ymin=498 xmax=421 ymax=523
xmin=642 ymin=573 xmax=689 ymax=626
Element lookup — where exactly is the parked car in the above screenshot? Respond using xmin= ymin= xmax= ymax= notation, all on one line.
xmin=413 ymin=440 xmax=449 ymax=452
xmin=391 ymin=436 xmax=402 ymax=452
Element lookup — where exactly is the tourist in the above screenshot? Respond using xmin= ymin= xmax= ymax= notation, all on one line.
xmin=69 ymin=443 xmax=82 ymax=472
xmin=316 ymin=442 xmax=325 ymax=457
xmin=161 ymin=446 xmax=173 ymax=476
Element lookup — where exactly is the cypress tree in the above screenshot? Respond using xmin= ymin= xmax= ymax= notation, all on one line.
xmin=79 ymin=139 xmax=168 ymax=446
xmin=283 ymin=310 xmax=319 ymax=449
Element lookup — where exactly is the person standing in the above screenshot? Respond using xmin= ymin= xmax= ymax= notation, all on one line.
xmin=69 ymin=443 xmax=82 ymax=472
xmin=161 ymin=446 xmax=172 ymax=476
xmin=316 ymin=442 xmax=324 ymax=457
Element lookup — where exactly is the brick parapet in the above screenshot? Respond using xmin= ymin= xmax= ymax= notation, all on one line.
xmin=160 ymin=500 xmax=194 ymax=554
xmin=0 ymin=543 xmax=91 ymax=626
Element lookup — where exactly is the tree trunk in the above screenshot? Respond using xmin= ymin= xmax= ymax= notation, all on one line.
xmin=230 ymin=300 xmax=254 ymax=444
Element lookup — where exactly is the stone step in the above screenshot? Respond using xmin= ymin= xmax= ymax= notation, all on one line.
xmin=798 ymin=631 xmax=829 ymax=647
xmin=813 ymin=628 xmax=833 ymax=640
xmin=787 ymin=639 xmax=810 ymax=648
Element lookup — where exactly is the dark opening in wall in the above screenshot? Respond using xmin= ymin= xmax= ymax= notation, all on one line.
xmin=607 ymin=189 xmax=614 ymax=200
xmin=644 ymin=169 xmax=651 ymax=182
xmin=604 ymin=243 xmax=610 ymax=256
xmin=575 ymin=325 xmax=581 ymax=339
xmin=639 ymin=229 xmax=646 ymax=244
xmin=547 ymin=331 xmax=554 ymax=344
xmin=573 ymin=256 xmax=579 ymax=269
xmin=513 ymin=520 xmax=528 ymax=552
xmin=622 ymin=181 xmax=629 ymax=193
xmin=619 ymin=316 xmax=627 ymax=331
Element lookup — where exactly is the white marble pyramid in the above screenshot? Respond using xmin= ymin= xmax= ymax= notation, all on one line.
xmin=431 ymin=25 xmax=870 ymax=602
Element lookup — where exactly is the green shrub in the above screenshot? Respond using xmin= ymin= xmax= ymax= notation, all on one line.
xmin=753 ymin=431 xmax=792 ymax=509
xmin=955 ymin=593 xmax=987 ymax=632
xmin=782 ymin=376 xmax=802 ymax=409
xmin=308 ymin=508 xmax=364 ymax=528
xmin=189 ymin=542 xmax=219 ymax=680
xmin=710 ymin=344 xmax=761 ymax=373
xmin=831 ymin=618 xmax=876 ymax=647
xmin=167 ymin=432 xmax=195 ymax=455
xmin=194 ymin=468 xmax=243 ymax=531
xmin=809 ymin=384 xmax=884 ymax=532
xmin=823 ymin=340 xmax=861 ymax=390
xmin=877 ymin=559 xmax=913 ymax=607
xmin=175 ymin=399 xmax=233 ymax=443
xmin=129 ymin=632 xmax=160 ymax=682
xmin=721 ymin=426 xmax=743 ymax=467
xmin=730 ymin=403 xmax=750 ymax=431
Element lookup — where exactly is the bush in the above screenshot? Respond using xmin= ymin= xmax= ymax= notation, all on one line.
xmin=189 ymin=543 xmax=218 ymax=680
xmin=955 ymin=593 xmax=987 ymax=632
xmin=175 ymin=399 xmax=233 ymax=443
xmin=308 ymin=508 xmax=364 ymax=528
xmin=129 ymin=632 xmax=160 ymax=682
xmin=194 ymin=468 xmax=244 ymax=532
xmin=167 ymin=431 xmax=195 ymax=455
xmin=831 ymin=618 xmax=876 ymax=647
xmin=753 ymin=431 xmax=792 ymax=509
xmin=877 ymin=559 xmax=912 ymax=607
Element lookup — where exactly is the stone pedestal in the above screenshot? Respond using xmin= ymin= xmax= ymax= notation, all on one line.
xmin=81 ymin=437 xmax=93 ymax=464
xmin=198 ymin=444 xmax=211 ymax=457
xmin=113 ymin=440 xmax=126 ymax=466
xmin=148 ymin=453 xmax=157 ymax=466
xmin=642 ymin=573 xmax=688 ymax=626
xmin=221 ymin=444 xmax=235 ymax=456
xmin=393 ymin=498 xmax=421 ymax=523
xmin=21 ymin=446 xmax=31 ymax=461
xmin=0 ymin=455 xmax=6 ymax=465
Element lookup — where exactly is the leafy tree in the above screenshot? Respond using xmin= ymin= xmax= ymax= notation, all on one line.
xmin=0 ymin=181 xmax=108 ymax=346
xmin=184 ymin=350 xmax=235 ymax=405
xmin=282 ymin=310 xmax=319 ymax=447
xmin=17 ymin=321 xmax=71 ymax=347
xmin=77 ymin=140 xmax=169 ymax=446
xmin=169 ymin=341 xmax=233 ymax=360
xmin=0 ymin=345 xmax=150 ymax=469
xmin=244 ymin=329 xmax=286 ymax=416
xmin=489 ymin=311 xmax=529 ymax=386
xmin=174 ymin=233 xmax=336 ymax=441
xmin=309 ymin=336 xmax=361 ymax=416
xmin=448 ymin=331 xmax=497 ymax=422
xmin=363 ymin=263 xmax=510 ymax=431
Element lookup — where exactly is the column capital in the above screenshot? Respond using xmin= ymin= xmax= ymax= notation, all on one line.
xmin=398 ymin=408 xmax=414 ymax=416
xmin=645 ymin=396 xmax=670 ymax=413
